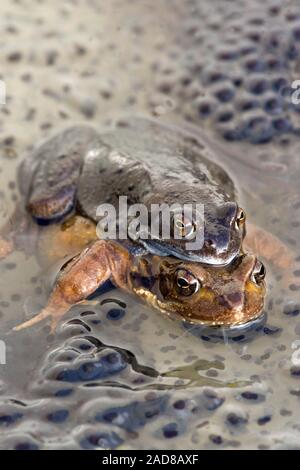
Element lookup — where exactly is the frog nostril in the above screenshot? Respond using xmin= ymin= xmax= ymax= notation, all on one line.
xmin=252 ymin=260 xmax=266 ymax=285
xmin=204 ymin=239 xmax=216 ymax=249
xmin=218 ymin=292 xmax=243 ymax=308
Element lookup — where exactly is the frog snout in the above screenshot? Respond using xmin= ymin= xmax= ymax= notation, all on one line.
xmin=202 ymin=240 xmax=218 ymax=257
xmin=217 ymin=291 xmax=244 ymax=310
xmin=204 ymin=239 xmax=216 ymax=249
xmin=215 ymin=256 xmax=266 ymax=313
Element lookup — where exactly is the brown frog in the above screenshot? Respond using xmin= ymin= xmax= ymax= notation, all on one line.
xmin=12 ymin=218 xmax=266 ymax=331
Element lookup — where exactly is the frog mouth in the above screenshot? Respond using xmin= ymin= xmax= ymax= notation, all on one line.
xmin=133 ymin=277 xmax=266 ymax=334
xmin=155 ymin=298 xmax=265 ymax=327
xmin=153 ymin=274 xmax=266 ymax=328
xmin=181 ymin=311 xmax=268 ymax=343
xmin=140 ymin=238 xmax=239 ymax=265
xmin=178 ymin=304 xmax=265 ymax=327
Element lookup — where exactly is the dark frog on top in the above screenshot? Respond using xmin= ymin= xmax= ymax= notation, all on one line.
xmin=17 ymin=117 xmax=246 ymax=266
xmin=0 ymin=117 xmax=269 ymax=332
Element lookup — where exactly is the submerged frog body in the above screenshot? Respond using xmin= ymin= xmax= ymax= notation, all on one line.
xmin=17 ymin=118 xmax=245 ymax=265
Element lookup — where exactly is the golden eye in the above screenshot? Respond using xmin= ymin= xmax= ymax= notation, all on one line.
xmin=175 ymin=269 xmax=200 ymax=296
xmin=173 ymin=215 xmax=195 ymax=239
xmin=236 ymin=208 xmax=246 ymax=228
xmin=252 ymin=260 xmax=266 ymax=285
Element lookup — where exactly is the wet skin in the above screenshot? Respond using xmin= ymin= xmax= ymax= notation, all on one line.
xmin=0 ymin=118 xmax=272 ymax=331
xmin=17 ymin=118 xmax=246 ymax=265
xmin=13 ymin=236 xmax=266 ymax=332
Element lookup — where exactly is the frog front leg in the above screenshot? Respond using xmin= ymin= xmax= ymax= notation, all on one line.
xmin=13 ymin=240 xmax=131 ymax=332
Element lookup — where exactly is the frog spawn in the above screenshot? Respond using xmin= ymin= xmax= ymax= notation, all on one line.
xmin=174 ymin=2 xmax=300 ymax=148
xmin=0 ymin=0 xmax=300 ymax=452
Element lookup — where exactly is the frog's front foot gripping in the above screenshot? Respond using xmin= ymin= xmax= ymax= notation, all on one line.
xmin=13 ymin=240 xmax=130 ymax=332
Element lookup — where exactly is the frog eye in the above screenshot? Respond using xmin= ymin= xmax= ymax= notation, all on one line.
xmin=175 ymin=269 xmax=200 ymax=296
xmin=252 ymin=260 xmax=266 ymax=285
xmin=236 ymin=208 xmax=246 ymax=228
xmin=173 ymin=214 xmax=196 ymax=239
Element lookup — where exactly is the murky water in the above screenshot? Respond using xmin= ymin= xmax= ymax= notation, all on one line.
xmin=0 ymin=0 xmax=300 ymax=450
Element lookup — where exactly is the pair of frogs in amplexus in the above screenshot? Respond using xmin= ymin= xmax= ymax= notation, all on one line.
xmin=0 ymin=118 xmax=293 ymax=333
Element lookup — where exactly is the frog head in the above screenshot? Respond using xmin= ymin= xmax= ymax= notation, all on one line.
xmin=140 ymin=198 xmax=245 ymax=266
xmin=131 ymin=253 xmax=266 ymax=327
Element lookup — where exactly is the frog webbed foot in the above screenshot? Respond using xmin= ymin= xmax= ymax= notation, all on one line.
xmin=22 ymin=126 xmax=101 ymax=225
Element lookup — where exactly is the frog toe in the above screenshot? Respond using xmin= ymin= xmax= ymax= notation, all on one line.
xmin=27 ymin=185 xmax=76 ymax=224
xmin=13 ymin=307 xmax=51 ymax=331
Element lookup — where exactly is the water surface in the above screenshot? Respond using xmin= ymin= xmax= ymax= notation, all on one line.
xmin=0 ymin=0 xmax=300 ymax=450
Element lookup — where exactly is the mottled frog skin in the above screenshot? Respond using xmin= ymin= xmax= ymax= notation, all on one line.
xmin=18 ymin=118 xmax=245 ymax=265
xmin=0 ymin=117 xmax=266 ymax=331
xmin=12 ymin=222 xmax=265 ymax=331
xmin=1 ymin=0 xmax=300 ymax=452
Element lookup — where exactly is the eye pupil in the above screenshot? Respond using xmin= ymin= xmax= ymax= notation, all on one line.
xmin=253 ymin=261 xmax=266 ymax=284
xmin=175 ymin=220 xmax=186 ymax=236
xmin=175 ymin=269 xmax=200 ymax=296
xmin=177 ymin=277 xmax=190 ymax=288
xmin=173 ymin=214 xmax=196 ymax=238
xmin=175 ymin=220 xmax=185 ymax=229
xmin=238 ymin=209 xmax=245 ymax=221
xmin=236 ymin=208 xmax=246 ymax=229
